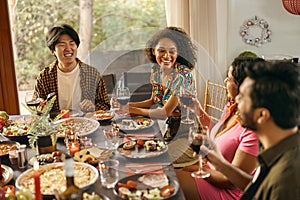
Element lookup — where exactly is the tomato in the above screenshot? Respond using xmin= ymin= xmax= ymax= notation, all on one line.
xmin=5 ymin=130 xmax=13 ymax=136
xmin=0 ymin=124 xmax=3 ymax=131
xmin=126 ymin=180 xmax=137 ymax=189
xmin=160 ymin=185 xmax=175 ymax=197
xmin=23 ymin=126 xmax=28 ymax=130
xmin=136 ymin=139 xmax=144 ymax=146
xmin=0 ymin=116 xmax=6 ymax=125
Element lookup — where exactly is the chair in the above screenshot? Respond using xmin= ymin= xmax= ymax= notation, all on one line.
xmin=102 ymin=73 xmax=116 ymax=97
xmin=123 ymin=72 xmax=152 ymax=102
xmin=203 ymin=80 xmax=227 ymax=123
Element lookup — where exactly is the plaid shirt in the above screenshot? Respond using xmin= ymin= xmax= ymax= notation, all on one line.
xmin=35 ymin=58 xmax=110 ymax=112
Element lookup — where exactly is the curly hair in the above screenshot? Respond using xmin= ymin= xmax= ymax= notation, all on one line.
xmin=144 ymin=27 xmax=197 ymax=70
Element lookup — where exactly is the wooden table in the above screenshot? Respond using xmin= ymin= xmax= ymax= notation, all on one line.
xmin=1 ymin=116 xmax=187 ymax=200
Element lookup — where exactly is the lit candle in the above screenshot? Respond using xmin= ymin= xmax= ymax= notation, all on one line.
xmin=68 ymin=142 xmax=80 ymax=156
xmin=2 ymin=185 xmax=15 ymax=195
xmin=33 ymin=161 xmax=42 ymax=200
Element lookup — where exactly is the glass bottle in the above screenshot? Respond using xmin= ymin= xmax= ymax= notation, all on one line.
xmin=60 ymin=158 xmax=83 ymax=200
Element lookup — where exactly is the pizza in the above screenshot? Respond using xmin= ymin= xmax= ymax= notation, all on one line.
xmin=17 ymin=163 xmax=98 ymax=195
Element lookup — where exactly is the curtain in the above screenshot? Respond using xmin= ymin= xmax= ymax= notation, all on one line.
xmin=165 ymin=0 xmax=228 ymax=104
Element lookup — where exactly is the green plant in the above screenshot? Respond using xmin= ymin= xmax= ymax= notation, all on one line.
xmin=24 ymin=96 xmax=61 ymax=151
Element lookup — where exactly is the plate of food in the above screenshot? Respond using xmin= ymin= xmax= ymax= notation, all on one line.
xmin=74 ymin=147 xmax=113 ymax=165
xmin=28 ymin=151 xmax=66 ymax=166
xmin=15 ymin=162 xmax=99 ymax=196
xmin=83 ymin=192 xmax=109 ymax=200
xmin=0 ymin=140 xmax=20 ymax=157
xmin=55 ymin=117 xmax=100 ymax=138
xmin=0 ymin=116 xmax=32 ymax=144
xmin=115 ymin=117 xmax=154 ymax=132
xmin=85 ymin=110 xmax=115 ymax=123
xmin=117 ymin=139 xmax=168 ymax=159
xmin=0 ymin=164 xmax=14 ymax=187
xmin=114 ymin=173 xmax=179 ymax=200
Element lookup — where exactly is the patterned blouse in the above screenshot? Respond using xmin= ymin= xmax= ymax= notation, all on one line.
xmin=150 ymin=63 xmax=196 ymax=114
xmin=35 ymin=59 xmax=110 ymax=112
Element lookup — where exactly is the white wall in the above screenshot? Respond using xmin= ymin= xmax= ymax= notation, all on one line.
xmin=228 ymin=0 xmax=300 ymax=63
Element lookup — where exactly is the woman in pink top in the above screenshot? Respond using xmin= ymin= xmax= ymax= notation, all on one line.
xmin=176 ymin=56 xmax=263 ymax=200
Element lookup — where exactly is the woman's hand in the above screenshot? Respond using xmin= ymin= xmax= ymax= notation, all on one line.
xmin=80 ymin=99 xmax=95 ymax=112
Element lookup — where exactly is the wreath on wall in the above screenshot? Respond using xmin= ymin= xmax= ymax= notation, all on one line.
xmin=239 ymin=16 xmax=272 ymax=47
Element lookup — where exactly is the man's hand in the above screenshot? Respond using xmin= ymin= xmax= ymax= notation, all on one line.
xmin=80 ymin=99 xmax=95 ymax=112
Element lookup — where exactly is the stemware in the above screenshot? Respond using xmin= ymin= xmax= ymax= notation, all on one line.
xmin=116 ymin=87 xmax=130 ymax=106
xmin=179 ymin=86 xmax=194 ymax=124
xmin=189 ymin=126 xmax=211 ymax=178
xmin=25 ymin=91 xmax=40 ymax=107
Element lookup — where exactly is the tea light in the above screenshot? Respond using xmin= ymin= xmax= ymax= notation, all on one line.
xmin=68 ymin=142 xmax=80 ymax=156
xmin=33 ymin=161 xmax=42 ymax=200
xmin=2 ymin=185 xmax=15 ymax=195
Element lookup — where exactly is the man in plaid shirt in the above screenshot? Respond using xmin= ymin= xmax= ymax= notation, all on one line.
xmin=35 ymin=24 xmax=110 ymax=112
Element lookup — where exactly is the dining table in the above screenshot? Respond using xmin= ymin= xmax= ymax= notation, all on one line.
xmin=0 ymin=111 xmax=193 ymax=200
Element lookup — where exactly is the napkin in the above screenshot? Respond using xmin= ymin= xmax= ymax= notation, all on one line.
xmin=126 ymin=162 xmax=164 ymax=176
xmin=123 ymin=134 xmax=155 ymax=143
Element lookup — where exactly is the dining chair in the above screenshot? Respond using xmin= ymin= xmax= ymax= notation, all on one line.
xmin=102 ymin=73 xmax=116 ymax=98
xmin=203 ymin=80 xmax=227 ymax=123
xmin=123 ymin=72 xmax=152 ymax=102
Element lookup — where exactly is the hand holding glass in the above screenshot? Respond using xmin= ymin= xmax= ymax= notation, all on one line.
xmin=189 ymin=126 xmax=211 ymax=178
xmin=25 ymin=91 xmax=40 ymax=107
xmin=179 ymin=86 xmax=194 ymax=124
xmin=116 ymin=87 xmax=130 ymax=105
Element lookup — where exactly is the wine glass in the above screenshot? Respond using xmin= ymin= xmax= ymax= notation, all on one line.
xmin=25 ymin=91 xmax=40 ymax=107
xmin=179 ymin=86 xmax=194 ymax=124
xmin=189 ymin=126 xmax=211 ymax=178
xmin=116 ymin=87 xmax=130 ymax=106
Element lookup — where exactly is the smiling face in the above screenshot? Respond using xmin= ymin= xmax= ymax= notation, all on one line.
xmin=224 ymin=66 xmax=238 ymax=102
xmin=152 ymin=38 xmax=178 ymax=71
xmin=51 ymin=34 xmax=78 ymax=70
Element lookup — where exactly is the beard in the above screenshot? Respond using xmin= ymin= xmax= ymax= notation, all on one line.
xmin=240 ymin=109 xmax=258 ymax=131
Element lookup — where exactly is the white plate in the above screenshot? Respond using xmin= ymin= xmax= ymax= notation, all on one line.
xmin=118 ymin=139 xmax=168 ymax=159
xmin=114 ymin=174 xmax=179 ymax=199
xmin=115 ymin=117 xmax=154 ymax=132
xmin=54 ymin=117 xmax=99 ymax=138
xmin=15 ymin=162 xmax=99 ymax=196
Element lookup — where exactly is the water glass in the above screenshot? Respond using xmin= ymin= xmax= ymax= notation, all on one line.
xmin=99 ymin=159 xmax=119 ymax=189
xmin=9 ymin=150 xmax=18 ymax=165
xmin=103 ymin=128 xmax=119 ymax=150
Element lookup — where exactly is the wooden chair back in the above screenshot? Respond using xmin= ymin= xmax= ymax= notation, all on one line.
xmin=203 ymin=80 xmax=227 ymax=123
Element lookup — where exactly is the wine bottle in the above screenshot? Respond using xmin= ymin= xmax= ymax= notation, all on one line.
xmin=60 ymin=158 xmax=83 ymax=200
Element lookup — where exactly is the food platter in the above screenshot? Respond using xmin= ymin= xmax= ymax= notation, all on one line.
xmin=74 ymin=147 xmax=113 ymax=165
xmin=117 ymin=139 xmax=168 ymax=159
xmin=0 ymin=140 xmax=20 ymax=157
xmin=114 ymin=173 xmax=179 ymax=199
xmin=54 ymin=117 xmax=100 ymax=138
xmin=115 ymin=117 xmax=154 ymax=132
xmin=0 ymin=164 xmax=14 ymax=187
xmin=0 ymin=116 xmax=32 ymax=144
xmin=83 ymin=192 xmax=110 ymax=200
xmin=15 ymin=162 xmax=99 ymax=196
xmin=85 ymin=110 xmax=115 ymax=123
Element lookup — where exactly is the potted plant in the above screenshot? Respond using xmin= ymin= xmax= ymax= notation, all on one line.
xmin=25 ymin=95 xmax=61 ymax=154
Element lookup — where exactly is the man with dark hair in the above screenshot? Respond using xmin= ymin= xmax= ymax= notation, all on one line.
xmin=35 ymin=24 xmax=110 ymax=112
xmin=200 ymin=61 xmax=300 ymax=199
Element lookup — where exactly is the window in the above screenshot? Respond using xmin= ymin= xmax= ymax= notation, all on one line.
xmin=8 ymin=0 xmax=166 ymax=114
